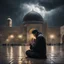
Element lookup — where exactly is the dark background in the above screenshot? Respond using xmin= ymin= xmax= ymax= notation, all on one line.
xmin=0 ymin=0 xmax=64 ymax=27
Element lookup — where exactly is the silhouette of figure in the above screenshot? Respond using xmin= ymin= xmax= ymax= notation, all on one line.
xmin=26 ymin=29 xmax=47 ymax=59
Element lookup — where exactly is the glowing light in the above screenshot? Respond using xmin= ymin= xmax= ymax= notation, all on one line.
xmin=6 ymin=39 xmax=10 ymax=42
xmin=50 ymin=34 xmax=55 ymax=39
xmin=18 ymin=35 xmax=23 ymax=39
xmin=9 ymin=35 xmax=14 ymax=39
xmin=30 ymin=34 xmax=36 ymax=39
xmin=27 ymin=28 xmax=36 ymax=43
xmin=22 ymin=3 xmax=46 ymax=17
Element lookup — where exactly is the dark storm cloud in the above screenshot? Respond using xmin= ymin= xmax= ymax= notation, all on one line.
xmin=45 ymin=6 xmax=64 ymax=27
xmin=0 ymin=0 xmax=39 ymax=26
xmin=0 ymin=0 xmax=64 ymax=26
xmin=39 ymin=0 xmax=64 ymax=10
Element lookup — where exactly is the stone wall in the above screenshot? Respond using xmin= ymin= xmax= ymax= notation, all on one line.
xmin=47 ymin=27 xmax=60 ymax=44
xmin=60 ymin=26 xmax=64 ymax=44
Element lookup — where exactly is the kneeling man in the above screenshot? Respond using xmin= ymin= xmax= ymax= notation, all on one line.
xmin=26 ymin=29 xmax=47 ymax=59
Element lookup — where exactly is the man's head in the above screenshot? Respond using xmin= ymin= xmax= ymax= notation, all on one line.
xmin=32 ymin=29 xmax=38 ymax=37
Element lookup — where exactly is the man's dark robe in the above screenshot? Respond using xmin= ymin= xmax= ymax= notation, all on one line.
xmin=26 ymin=33 xmax=47 ymax=59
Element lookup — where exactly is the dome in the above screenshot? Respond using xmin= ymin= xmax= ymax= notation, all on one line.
xmin=23 ymin=11 xmax=43 ymax=24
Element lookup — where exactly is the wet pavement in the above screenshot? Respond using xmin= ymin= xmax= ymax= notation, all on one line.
xmin=0 ymin=45 xmax=64 ymax=64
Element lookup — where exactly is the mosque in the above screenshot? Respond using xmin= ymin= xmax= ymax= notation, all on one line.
xmin=0 ymin=11 xmax=63 ymax=45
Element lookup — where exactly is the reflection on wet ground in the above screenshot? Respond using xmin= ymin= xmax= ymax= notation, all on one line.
xmin=0 ymin=45 xmax=64 ymax=64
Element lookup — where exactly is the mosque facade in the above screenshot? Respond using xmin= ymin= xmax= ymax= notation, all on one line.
xmin=60 ymin=26 xmax=64 ymax=44
xmin=0 ymin=11 xmax=62 ymax=45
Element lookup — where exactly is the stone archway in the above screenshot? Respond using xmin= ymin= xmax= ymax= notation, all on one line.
xmin=62 ymin=35 xmax=64 ymax=43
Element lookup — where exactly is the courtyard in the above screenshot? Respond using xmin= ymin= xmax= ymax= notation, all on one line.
xmin=0 ymin=45 xmax=64 ymax=64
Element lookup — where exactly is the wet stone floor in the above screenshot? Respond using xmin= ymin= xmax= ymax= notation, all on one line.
xmin=0 ymin=45 xmax=64 ymax=64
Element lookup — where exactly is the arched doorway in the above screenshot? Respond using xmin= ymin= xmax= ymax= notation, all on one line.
xmin=27 ymin=28 xmax=36 ymax=43
xmin=62 ymin=35 xmax=64 ymax=43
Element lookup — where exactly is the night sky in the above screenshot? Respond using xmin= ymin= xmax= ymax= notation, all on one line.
xmin=0 ymin=0 xmax=64 ymax=27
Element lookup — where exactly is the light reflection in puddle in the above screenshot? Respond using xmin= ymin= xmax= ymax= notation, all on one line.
xmin=18 ymin=46 xmax=23 ymax=64
xmin=6 ymin=46 xmax=14 ymax=64
xmin=10 ymin=47 xmax=13 ymax=60
xmin=51 ymin=46 xmax=55 ymax=57
xmin=5 ymin=45 xmax=64 ymax=64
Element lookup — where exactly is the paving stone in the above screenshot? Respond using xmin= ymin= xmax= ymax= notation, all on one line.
xmin=0 ymin=45 xmax=64 ymax=64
